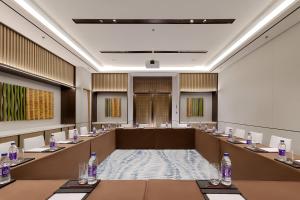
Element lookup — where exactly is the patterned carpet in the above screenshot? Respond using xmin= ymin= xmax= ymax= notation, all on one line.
xmin=97 ymin=150 xmax=214 ymax=180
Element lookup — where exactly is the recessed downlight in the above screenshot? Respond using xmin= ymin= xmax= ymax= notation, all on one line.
xmin=190 ymin=19 xmax=194 ymax=23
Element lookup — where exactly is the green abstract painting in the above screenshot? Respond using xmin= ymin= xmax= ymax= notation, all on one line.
xmin=186 ymin=97 xmax=204 ymax=117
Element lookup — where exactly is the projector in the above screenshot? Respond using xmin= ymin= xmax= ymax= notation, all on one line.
xmin=146 ymin=60 xmax=159 ymax=68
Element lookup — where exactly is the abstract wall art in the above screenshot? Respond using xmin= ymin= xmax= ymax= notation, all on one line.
xmin=105 ymin=98 xmax=121 ymax=117
xmin=186 ymin=97 xmax=204 ymax=117
xmin=0 ymin=82 xmax=53 ymax=121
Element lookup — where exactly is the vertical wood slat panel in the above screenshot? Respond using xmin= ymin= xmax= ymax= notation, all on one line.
xmin=0 ymin=24 xmax=3 ymax=64
xmin=92 ymin=73 xmax=128 ymax=92
xmin=0 ymin=23 xmax=75 ymax=87
xmin=133 ymin=77 xmax=172 ymax=93
xmin=179 ymin=73 xmax=218 ymax=92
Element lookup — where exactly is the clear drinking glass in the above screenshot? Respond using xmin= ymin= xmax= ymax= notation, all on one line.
xmin=78 ymin=162 xmax=87 ymax=184
xmin=17 ymin=148 xmax=24 ymax=162
xmin=209 ymin=163 xmax=221 ymax=186
xmin=286 ymin=150 xmax=294 ymax=164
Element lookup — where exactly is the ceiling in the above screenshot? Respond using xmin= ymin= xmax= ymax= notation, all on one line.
xmin=6 ymin=0 xmax=281 ymax=71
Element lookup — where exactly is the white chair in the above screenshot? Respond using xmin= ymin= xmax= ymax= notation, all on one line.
xmin=249 ymin=131 xmax=263 ymax=144
xmin=121 ymin=124 xmax=132 ymax=128
xmin=177 ymin=123 xmax=188 ymax=128
xmin=68 ymin=129 xmax=77 ymax=139
xmin=52 ymin=131 xmax=66 ymax=141
xmin=234 ymin=129 xmax=246 ymax=139
xmin=80 ymin=127 xmax=88 ymax=135
xmin=23 ymin=135 xmax=45 ymax=150
xmin=139 ymin=124 xmax=151 ymax=128
xmin=0 ymin=141 xmax=13 ymax=154
xmin=225 ymin=127 xmax=233 ymax=135
xmin=160 ymin=123 xmax=171 ymax=128
xmin=269 ymin=135 xmax=292 ymax=152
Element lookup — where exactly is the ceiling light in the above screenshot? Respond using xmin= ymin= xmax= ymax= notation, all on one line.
xmin=14 ymin=0 xmax=102 ymax=71
xmin=206 ymin=0 xmax=296 ymax=71
xmin=100 ymin=66 xmax=206 ymax=72
xmin=99 ymin=19 xmax=103 ymax=23
xmin=113 ymin=19 xmax=117 ymax=23
xmin=203 ymin=19 xmax=207 ymax=23
xmin=190 ymin=19 xmax=194 ymax=23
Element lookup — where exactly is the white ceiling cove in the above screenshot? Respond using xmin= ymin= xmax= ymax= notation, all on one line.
xmin=6 ymin=0 xmax=284 ymax=71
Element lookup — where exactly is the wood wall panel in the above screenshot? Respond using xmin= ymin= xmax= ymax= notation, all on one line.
xmin=133 ymin=77 xmax=172 ymax=93
xmin=92 ymin=73 xmax=128 ymax=92
xmin=134 ymin=94 xmax=152 ymax=124
xmin=0 ymin=23 xmax=75 ymax=87
xmin=180 ymin=73 xmax=218 ymax=92
xmin=61 ymin=87 xmax=76 ymax=124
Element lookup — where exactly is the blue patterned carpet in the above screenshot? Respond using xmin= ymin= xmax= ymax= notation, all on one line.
xmin=97 ymin=150 xmax=214 ymax=180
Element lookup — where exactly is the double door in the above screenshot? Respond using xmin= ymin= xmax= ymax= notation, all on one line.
xmin=134 ymin=93 xmax=171 ymax=127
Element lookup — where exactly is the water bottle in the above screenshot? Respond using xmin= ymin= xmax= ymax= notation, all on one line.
xmin=212 ymin=126 xmax=216 ymax=133
xmin=73 ymin=129 xmax=79 ymax=143
xmin=87 ymin=152 xmax=98 ymax=185
xmin=0 ymin=153 xmax=11 ymax=184
xmin=228 ymin=128 xmax=233 ymax=141
xmin=246 ymin=132 xmax=252 ymax=146
xmin=204 ymin=124 xmax=208 ymax=130
xmin=92 ymin=127 xmax=97 ymax=136
xmin=49 ymin=134 xmax=57 ymax=151
xmin=8 ymin=142 xmax=18 ymax=164
xmin=221 ymin=153 xmax=232 ymax=186
xmin=278 ymin=140 xmax=286 ymax=161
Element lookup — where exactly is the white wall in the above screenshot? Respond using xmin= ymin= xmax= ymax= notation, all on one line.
xmin=76 ymin=67 xmax=91 ymax=129
xmin=180 ymin=93 xmax=212 ymax=123
xmin=0 ymin=71 xmax=61 ymax=132
xmin=97 ymin=93 xmax=128 ymax=123
xmin=172 ymin=75 xmax=180 ymax=126
xmin=218 ymin=22 xmax=300 ymax=153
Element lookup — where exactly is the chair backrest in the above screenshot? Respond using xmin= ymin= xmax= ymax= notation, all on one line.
xmin=234 ymin=129 xmax=246 ymax=139
xmin=269 ymin=135 xmax=292 ymax=152
xmin=121 ymin=124 xmax=132 ymax=128
xmin=177 ymin=123 xmax=188 ymax=128
xmin=52 ymin=131 xmax=66 ymax=141
xmin=249 ymin=131 xmax=263 ymax=144
xmin=24 ymin=135 xmax=45 ymax=150
xmin=68 ymin=129 xmax=77 ymax=139
xmin=139 ymin=124 xmax=151 ymax=128
xmin=80 ymin=127 xmax=88 ymax=135
xmin=0 ymin=141 xmax=13 ymax=154
xmin=225 ymin=127 xmax=233 ymax=135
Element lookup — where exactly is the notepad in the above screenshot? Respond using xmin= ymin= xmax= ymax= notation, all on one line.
xmin=80 ymin=134 xmax=92 ymax=137
xmin=259 ymin=147 xmax=278 ymax=153
xmin=294 ymin=160 xmax=300 ymax=164
xmin=25 ymin=147 xmax=50 ymax=152
xmin=48 ymin=193 xmax=87 ymax=200
xmin=215 ymin=131 xmax=224 ymax=134
xmin=206 ymin=194 xmax=246 ymax=200
xmin=56 ymin=140 xmax=72 ymax=144
xmin=220 ymin=134 xmax=228 ymax=137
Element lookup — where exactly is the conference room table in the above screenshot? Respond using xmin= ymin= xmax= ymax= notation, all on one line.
xmin=116 ymin=127 xmax=195 ymax=149
xmin=0 ymin=179 xmax=299 ymax=200
xmin=11 ymin=130 xmax=116 ymax=180
xmin=195 ymin=129 xmax=300 ymax=181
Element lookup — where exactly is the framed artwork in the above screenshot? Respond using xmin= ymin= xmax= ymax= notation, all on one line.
xmin=186 ymin=97 xmax=204 ymax=117
xmin=105 ymin=98 xmax=121 ymax=117
xmin=0 ymin=82 xmax=54 ymax=121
